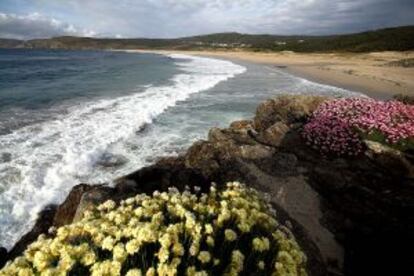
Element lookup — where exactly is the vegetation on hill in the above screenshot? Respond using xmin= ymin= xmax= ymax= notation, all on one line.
xmin=0 ymin=26 xmax=413 ymax=52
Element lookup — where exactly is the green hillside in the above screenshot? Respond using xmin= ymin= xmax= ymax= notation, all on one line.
xmin=1 ymin=26 xmax=413 ymax=52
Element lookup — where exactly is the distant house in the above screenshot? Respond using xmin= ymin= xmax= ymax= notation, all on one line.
xmin=211 ymin=43 xmax=229 ymax=47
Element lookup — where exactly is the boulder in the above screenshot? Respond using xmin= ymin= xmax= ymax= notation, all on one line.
xmin=365 ymin=140 xmax=414 ymax=179
xmin=53 ymin=184 xmax=95 ymax=227
xmin=257 ymin=121 xmax=290 ymax=146
xmin=116 ymin=156 xmax=211 ymax=193
xmin=229 ymin=119 xmax=254 ymax=130
xmin=239 ymin=144 xmax=275 ymax=159
xmin=72 ymin=186 xmax=113 ymax=222
xmin=254 ymin=95 xmax=328 ymax=131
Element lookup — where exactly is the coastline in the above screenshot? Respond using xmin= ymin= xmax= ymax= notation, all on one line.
xmin=3 ymin=95 xmax=412 ymax=275
xmin=132 ymin=49 xmax=414 ymax=99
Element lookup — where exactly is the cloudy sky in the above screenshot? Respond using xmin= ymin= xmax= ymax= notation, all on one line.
xmin=0 ymin=0 xmax=413 ymax=39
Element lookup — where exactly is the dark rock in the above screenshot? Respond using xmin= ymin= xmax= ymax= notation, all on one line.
xmin=209 ymin=126 xmax=257 ymax=146
xmin=257 ymin=121 xmax=290 ymax=146
xmin=208 ymin=127 xmax=229 ymax=143
xmin=116 ymin=156 xmax=211 ymax=193
xmin=255 ymin=152 xmax=299 ymax=177
xmin=229 ymin=119 xmax=254 ymax=130
xmin=239 ymin=144 xmax=275 ymax=159
xmin=53 ymin=184 xmax=96 ymax=227
xmin=73 ymin=186 xmax=113 ymax=222
xmin=0 ymin=152 xmax=12 ymax=163
xmin=185 ymin=140 xmax=230 ymax=178
xmin=254 ymin=95 xmax=328 ymax=131
xmin=97 ymin=153 xmax=128 ymax=168
xmin=0 ymin=247 xmax=7 ymax=268
xmin=365 ymin=140 xmax=414 ymax=179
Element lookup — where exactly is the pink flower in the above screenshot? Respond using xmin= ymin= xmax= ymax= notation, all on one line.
xmin=302 ymin=98 xmax=414 ymax=156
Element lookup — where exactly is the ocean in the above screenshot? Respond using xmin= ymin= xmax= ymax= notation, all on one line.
xmin=0 ymin=49 xmax=362 ymax=249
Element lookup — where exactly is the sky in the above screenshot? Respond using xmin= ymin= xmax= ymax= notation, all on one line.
xmin=0 ymin=0 xmax=413 ymax=40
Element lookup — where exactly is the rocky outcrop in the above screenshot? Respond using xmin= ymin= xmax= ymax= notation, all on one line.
xmin=2 ymin=95 xmax=413 ymax=276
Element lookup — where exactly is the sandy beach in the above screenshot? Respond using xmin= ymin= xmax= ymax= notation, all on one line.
xmin=136 ymin=50 xmax=414 ymax=99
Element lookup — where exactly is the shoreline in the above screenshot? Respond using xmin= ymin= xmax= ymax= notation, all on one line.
xmin=133 ymin=49 xmax=414 ymax=100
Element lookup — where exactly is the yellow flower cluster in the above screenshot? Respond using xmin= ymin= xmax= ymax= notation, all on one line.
xmin=0 ymin=182 xmax=307 ymax=276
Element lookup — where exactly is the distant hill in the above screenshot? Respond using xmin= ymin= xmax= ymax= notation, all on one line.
xmin=0 ymin=39 xmax=23 ymax=48
xmin=1 ymin=26 xmax=413 ymax=52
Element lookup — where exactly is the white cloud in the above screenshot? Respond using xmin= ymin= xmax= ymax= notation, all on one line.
xmin=0 ymin=0 xmax=413 ymax=39
xmin=0 ymin=12 xmax=97 ymax=40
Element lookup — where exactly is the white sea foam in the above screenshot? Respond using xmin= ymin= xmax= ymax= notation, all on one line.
xmin=0 ymin=54 xmax=246 ymax=249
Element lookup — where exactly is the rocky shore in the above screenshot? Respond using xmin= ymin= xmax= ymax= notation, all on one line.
xmin=1 ymin=95 xmax=413 ymax=275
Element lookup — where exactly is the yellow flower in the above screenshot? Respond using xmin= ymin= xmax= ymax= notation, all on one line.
xmin=81 ymin=251 xmax=96 ymax=266
xmin=274 ymin=261 xmax=284 ymax=271
xmin=237 ymin=221 xmax=252 ymax=233
xmin=197 ymin=251 xmax=211 ymax=264
xmin=126 ymin=269 xmax=142 ymax=276
xmin=172 ymin=242 xmax=185 ymax=256
xmin=32 ymin=251 xmax=49 ymax=271
xmin=216 ymin=208 xmax=231 ymax=227
xmin=257 ymin=260 xmax=265 ymax=270
xmin=0 ymin=182 xmax=307 ymax=276
xmin=113 ymin=243 xmax=127 ymax=262
xmin=126 ymin=239 xmax=140 ymax=255
xmin=125 ymin=198 xmax=136 ymax=205
xmin=146 ymin=267 xmax=156 ymax=276
xmin=206 ymin=236 xmax=215 ymax=247
xmin=186 ymin=266 xmax=197 ymax=276
xmin=98 ymin=200 xmax=116 ymax=211
xmin=58 ymin=252 xmax=75 ymax=271
xmin=56 ymin=227 xmax=70 ymax=241
xmin=16 ymin=267 xmax=33 ymax=276
xmin=186 ymin=266 xmax=208 ymax=276
xmin=252 ymin=237 xmax=270 ymax=252
xmin=114 ymin=214 xmax=126 ymax=225
xmin=101 ymin=236 xmax=115 ymax=251
xmin=189 ymin=241 xmax=199 ymax=256
xmin=159 ymin=233 xmax=172 ymax=249
xmin=224 ymin=229 xmax=237 ymax=242
xmin=157 ymin=247 xmax=170 ymax=263
xmin=228 ymin=250 xmax=244 ymax=274
xmin=204 ymin=224 xmax=213 ymax=234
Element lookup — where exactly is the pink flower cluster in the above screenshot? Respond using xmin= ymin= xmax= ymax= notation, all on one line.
xmin=302 ymin=98 xmax=414 ymax=156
